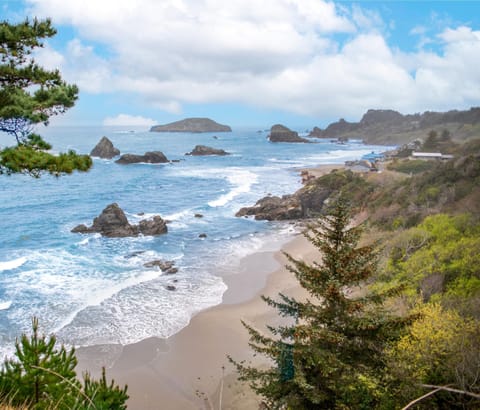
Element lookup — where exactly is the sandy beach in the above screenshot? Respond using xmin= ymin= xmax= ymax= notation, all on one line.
xmin=76 ymin=165 xmax=337 ymax=410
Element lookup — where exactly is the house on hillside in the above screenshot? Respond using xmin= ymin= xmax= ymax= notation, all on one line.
xmin=411 ymin=152 xmax=454 ymax=160
xmin=361 ymin=151 xmax=385 ymax=162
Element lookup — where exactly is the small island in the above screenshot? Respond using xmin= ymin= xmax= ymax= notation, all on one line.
xmin=150 ymin=118 xmax=232 ymax=133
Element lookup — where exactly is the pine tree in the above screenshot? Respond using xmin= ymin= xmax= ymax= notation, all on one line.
xmin=0 ymin=18 xmax=92 ymax=176
xmin=231 ymin=197 xmax=407 ymax=409
xmin=0 ymin=317 xmax=128 ymax=409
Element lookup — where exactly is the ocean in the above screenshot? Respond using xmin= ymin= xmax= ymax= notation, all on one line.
xmin=0 ymin=125 xmax=388 ymax=357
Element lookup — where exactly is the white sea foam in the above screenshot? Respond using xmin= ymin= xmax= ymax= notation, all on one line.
xmin=0 ymin=257 xmax=27 ymax=272
xmin=208 ymin=169 xmax=258 ymax=207
xmin=0 ymin=300 xmax=12 ymax=310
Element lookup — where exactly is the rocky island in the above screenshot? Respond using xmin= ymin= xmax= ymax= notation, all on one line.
xmin=150 ymin=118 xmax=232 ymax=133
xmin=268 ymin=124 xmax=310 ymax=143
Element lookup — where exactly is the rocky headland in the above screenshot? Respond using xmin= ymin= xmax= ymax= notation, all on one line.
xmin=90 ymin=136 xmax=120 ymax=159
xmin=115 ymin=151 xmax=169 ymax=164
xmin=150 ymin=118 xmax=232 ymax=133
xmin=186 ymin=145 xmax=230 ymax=156
xmin=268 ymin=124 xmax=310 ymax=143
xmin=236 ymin=167 xmax=356 ymax=221
xmin=71 ymin=203 xmax=168 ymax=238
xmin=309 ymin=107 xmax=480 ymax=144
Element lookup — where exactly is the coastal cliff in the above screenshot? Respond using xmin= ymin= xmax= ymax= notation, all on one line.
xmin=310 ymin=107 xmax=480 ymax=144
xmin=150 ymin=118 xmax=232 ymax=133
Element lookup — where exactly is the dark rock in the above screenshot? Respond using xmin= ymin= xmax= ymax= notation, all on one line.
xmin=268 ymin=124 xmax=310 ymax=143
xmin=90 ymin=136 xmax=120 ymax=159
xmin=199 ymin=233 xmax=207 ymax=238
xmin=71 ymin=203 xmax=167 ymax=238
xmin=89 ymin=203 xmax=138 ymax=237
xmin=236 ymin=195 xmax=302 ymax=221
xmin=115 ymin=151 xmax=169 ymax=164
xmin=71 ymin=224 xmax=91 ymax=234
xmin=166 ymin=285 xmax=176 ymax=291
xmin=308 ymin=126 xmax=323 ymax=137
xmin=194 ymin=213 xmax=203 ymax=218
xmin=138 ymin=216 xmax=167 ymax=235
xmin=150 ymin=118 xmax=231 ymax=133
xmin=236 ymin=170 xmax=362 ymax=221
xmin=186 ymin=145 xmax=230 ymax=156
xmin=143 ymin=260 xmax=178 ymax=274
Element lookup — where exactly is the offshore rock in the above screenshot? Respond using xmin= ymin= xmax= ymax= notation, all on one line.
xmin=143 ymin=259 xmax=178 ymax=274
xmin=71 ymin=203 xmax=168 ymax=238
xmin=150 ymin=118 xmax=232 ymax=133
xmin=138 ymin=216 xmax=167 ymax=235
xmin=115 ymin=151 xmax=169 ymax=164
xmin=90 ymin=136 xmax=120 ymax=159
xmin=186 ymin=145 xmax=230 ymax=156
xmin=268 ymin=124 xmax=310 ymax=143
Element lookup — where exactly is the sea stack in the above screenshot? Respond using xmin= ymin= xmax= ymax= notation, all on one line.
xmin=90 ymin=136 xmax=120 ymax=159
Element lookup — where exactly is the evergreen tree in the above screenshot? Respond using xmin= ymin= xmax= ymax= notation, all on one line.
xmin=0 ymin=317 xmax=128 ymax=409
xmin=231 ymin=198 xmax=407 ymax=409
xmin=0 ymin=18 xmax=92 ymax=176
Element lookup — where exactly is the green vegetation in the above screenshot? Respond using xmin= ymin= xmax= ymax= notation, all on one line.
xmin=386 ymin=159 xmax=436 ymax=175
xmin=0 ymin=318 xmax=128 ymax=409
xmin=0 ymin=18 xmax=92 ymax=176
xmin=234 ymin=135 xmax=480 ymax=408
xmin=230 ymin=198 xmax=409 ymax=409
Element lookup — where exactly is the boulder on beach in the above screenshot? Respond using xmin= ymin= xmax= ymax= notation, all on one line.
xmin=186 ymin=145 xmax=230 ymax=156
xmin=90 ymin=136 xmax=120 ymax=159
xmin=268 ymin=124 xmax=310 ymax=143
xmin=71 ymin=203 xmax=168 ymax=238
xmin=115 ymin=151 xmax=169 ymax=164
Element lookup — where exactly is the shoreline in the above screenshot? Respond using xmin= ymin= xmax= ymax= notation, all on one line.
xmin=76 ymin=164 xmax=340 ymax=409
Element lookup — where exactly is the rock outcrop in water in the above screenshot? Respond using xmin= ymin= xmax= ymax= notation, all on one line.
xmin=268 ymin=124 xmax=310 ymax=143
xmin=150 ymin=118 xmax=232 ymax=133
xmin=90 ymin=136 xmax=120 ymax=159
xmin=71 ymin=203 xmax=167 ymax=237
xmin=115 ymin=151 xmax=169 ymax=164
xmin=186 ymin=145 xmax=230 ymax=156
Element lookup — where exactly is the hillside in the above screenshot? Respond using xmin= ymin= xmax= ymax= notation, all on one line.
xmin=309 ymin=107 xmax=480 ymax=145
xmin=150 ymin=117 xmax=232 ymax=133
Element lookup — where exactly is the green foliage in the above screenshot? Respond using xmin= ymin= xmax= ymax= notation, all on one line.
xmin=0 ymin=318 xmax=128 ymax=409
xmin=0 ymin=18 xmax=91 ymax=176
xmin=387 ymin=159 xmax=436 ymax=175
xmin=388 ymin=303 xmax=480 ymax=409
xmin=382 ymin=214 xmax=480 ymax=304
xmin=368 ymin=139 xmax=480 ymax=229
xmin=231 ymin=198 xmax=408 ymax=409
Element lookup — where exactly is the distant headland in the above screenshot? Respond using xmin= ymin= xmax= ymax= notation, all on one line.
xmin=150 ymin=117 xmax=232 ymax=133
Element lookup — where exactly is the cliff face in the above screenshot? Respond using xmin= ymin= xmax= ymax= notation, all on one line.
xmin=150 ymin=118 xmax=231 ymax=133
xmin=309 ymin=107 xmax=480 ymax=144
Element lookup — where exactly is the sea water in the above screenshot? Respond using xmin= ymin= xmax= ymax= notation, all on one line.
xmin=0 ymin=126 xmax=387 ymax=357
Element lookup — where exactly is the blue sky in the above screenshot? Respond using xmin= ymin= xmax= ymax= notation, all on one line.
xmin=2 ymin=0 xmax=480 ymax=128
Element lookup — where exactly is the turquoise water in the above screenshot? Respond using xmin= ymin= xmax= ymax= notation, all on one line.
xmin=0 ymin=126 xmax=387 ymax=356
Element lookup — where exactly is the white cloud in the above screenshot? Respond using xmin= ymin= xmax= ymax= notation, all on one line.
xmin=26 ymin=0 xmax=480 ymax=120
xmin=102 ymin=114 xmax=157 ymax=126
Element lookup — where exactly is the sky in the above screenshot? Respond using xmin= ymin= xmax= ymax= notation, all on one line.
xmin=2 ymin=0 xmax=480 ymax=128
